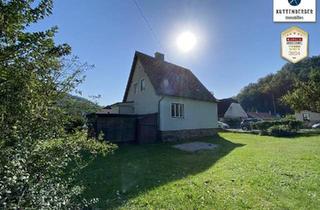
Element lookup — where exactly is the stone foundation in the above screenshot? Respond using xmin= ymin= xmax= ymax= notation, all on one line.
xmin=160 ymin=128 xmax=218 ymax=142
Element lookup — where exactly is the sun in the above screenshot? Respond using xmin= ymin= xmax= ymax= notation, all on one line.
xmin=176 ymin=31 xmax=197 ymax=53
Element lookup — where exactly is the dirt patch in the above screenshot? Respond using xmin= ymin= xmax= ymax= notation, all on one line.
xmin=173 ymin=142 xmax=218 ymax=152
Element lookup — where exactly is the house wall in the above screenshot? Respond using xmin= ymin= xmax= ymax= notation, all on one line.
xmin=159 ymin=96 xmax=218 ymax=131
xmin=224 ymin=103 xmax=248 ymax=119
xmin=295 ymin=110 xmax=320 ymax=122
xmin=125 ymin=61 xmax=161 ymax=114
xmin=119 ymin=105 xmax=134 ymax=114
xmin=104 ymin=106 xmax=119 ymax=114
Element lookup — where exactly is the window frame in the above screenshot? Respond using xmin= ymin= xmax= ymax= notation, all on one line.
xmin=140 ymin=79 xmax=146 ymax=91
xmin=303 ymin=113 xmax=310 ymax=121
xmin=171 ymin=103 xmax=184 ymax=118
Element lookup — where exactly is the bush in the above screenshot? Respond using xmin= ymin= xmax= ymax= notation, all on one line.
xmin=0 ymin=132 xmax=117 ymax=209
xmin=252 ymin=120 xmax=302 ymax=137
xmin=0 ymin=1 xmax=115 ymax=208
xmin=65 ymin=115 xmax=86 ymax=133
xmin=253 ymin=120 xmax=302 ymax=131
xmin=267 ymin=125 xmax=297 ymax=137
xmin=253 ymin=121 xmax=276 ymax=130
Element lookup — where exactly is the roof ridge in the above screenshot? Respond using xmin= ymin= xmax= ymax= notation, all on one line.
xmin=135 ymin=51 xmax=191 ymax=72
xmin=123 ymin=51 xmax=217 ymax=102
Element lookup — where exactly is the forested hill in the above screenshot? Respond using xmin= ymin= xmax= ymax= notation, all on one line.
xmin=58 ymin=94 xmax=101 ymax=116
xmin=236 ymin=56 xmax=320 ymax=115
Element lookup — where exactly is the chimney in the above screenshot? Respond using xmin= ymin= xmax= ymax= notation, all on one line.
xmin=154 ymin=52 xmax=164 ymax=61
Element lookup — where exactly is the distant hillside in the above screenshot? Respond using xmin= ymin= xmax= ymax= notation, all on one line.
xmin=236 ymin=56 xmax=320 ymax=115
xmin=57 ymin=94 xmax=101 ymax=132
xmin=58 ymin=94 xmax=101 ymax=116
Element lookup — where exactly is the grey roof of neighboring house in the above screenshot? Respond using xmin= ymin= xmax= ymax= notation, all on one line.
xmin=123 ymin=51 xmax=217 ymax=102
xmin=247 ymin=112 xmax=276 ymax=120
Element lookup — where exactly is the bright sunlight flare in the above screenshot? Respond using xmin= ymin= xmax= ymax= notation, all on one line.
xmin=176 ymin=31 xmax=197 ymax=53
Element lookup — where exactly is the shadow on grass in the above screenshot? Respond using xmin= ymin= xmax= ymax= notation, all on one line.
xmin=77 ymin=134 xmax=244 ymax=209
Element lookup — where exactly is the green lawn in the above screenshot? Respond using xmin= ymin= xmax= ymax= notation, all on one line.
xmin=78 ymin=132 xmax=320 ymax=209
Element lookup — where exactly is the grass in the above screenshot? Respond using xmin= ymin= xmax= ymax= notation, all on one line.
xmin=78 ymin=132 xmax=320 ymax=209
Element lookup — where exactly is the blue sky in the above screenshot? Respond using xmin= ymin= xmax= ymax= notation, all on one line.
xmin=30 ymin=0 xmax=320 ymax=106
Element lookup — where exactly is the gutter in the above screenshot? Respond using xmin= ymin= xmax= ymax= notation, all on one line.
xmin=158 ymin=96 xmax=165 ymax=131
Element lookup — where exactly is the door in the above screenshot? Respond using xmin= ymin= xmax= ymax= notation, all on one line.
xmin=136 ymin=114 xmax=158 ymax=144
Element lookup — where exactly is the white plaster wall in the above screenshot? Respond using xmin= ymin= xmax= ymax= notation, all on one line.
xmin=104 ymin=106 xmax=119 ymax=114
xmin=159 ymin=96 xmax=218 ymax=131
xmin=224 ymin=103 xmax=248 ymax=119
xmin=125 ymin=61 xmax=161 ymax=114
xmin=119 ymin=105 xmax=134 ymax=114
xmin=296 ymin=110 xmax=320 ymax=122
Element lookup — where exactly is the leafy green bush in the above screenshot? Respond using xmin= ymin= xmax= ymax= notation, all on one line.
xmin=65 ymin=115 xmax=86 ymax=133
xmin=253 ymin=120 xmax=302 ymax=131
xmin=0 ymin=1 xmax=115 ymax=208
xmin=253 ymin=120 xmax=302 ymax=137
xmin=59 ymin=94 xmax=101 ymax=133
xmin=267 ymin=125 xmax=297 ymax=137
xmin=0 ymin=132 xmax=117 ymax=209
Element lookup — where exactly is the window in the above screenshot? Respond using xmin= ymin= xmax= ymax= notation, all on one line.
xmin=171 ymin=103 xmax=184 ymax=118
xmin=140 ymin=79 xmax=146 ymax=91
xmin=133 ymin=83 xmax=138 ymax=94
xmin=303 ymin=113 xmax=310 ymax=121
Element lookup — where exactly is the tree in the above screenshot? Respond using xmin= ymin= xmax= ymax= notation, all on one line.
xmin=0 ymin=1 xmax=115 ymax=208
xmin=59 ymin=94 xmax=101 ymax=133
xmin=237 ymin=56 xmax=320 ymax=115
xmin=282 ymin=68 xmax=320 ymax=113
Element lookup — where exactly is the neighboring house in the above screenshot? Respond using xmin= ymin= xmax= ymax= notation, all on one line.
xmin=101 ymin=102 xmax=134 ymax=114
xmin=295 ymin=110 xmax=320 ymax=123
xmin=247 ymin=112 xmax=277 ymax=120
xmin=218 ymin=98 xmax=248 ymax=120
xmin=89 ymin=51 xmax=219 ymax=142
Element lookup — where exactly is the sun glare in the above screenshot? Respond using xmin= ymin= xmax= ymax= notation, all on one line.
xmin=176 ymin=31 xmax=197 ymax=53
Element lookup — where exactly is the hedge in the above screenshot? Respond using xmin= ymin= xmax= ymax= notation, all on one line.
xmin=252 ymin=120 xmax=302 ymax=137
xmin=252 ymin=120 xmax=302 ymax=131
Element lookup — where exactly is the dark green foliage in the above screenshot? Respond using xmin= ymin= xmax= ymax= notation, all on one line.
xmin=267 ymin=125 xmax=296 ymax=137
xmin=0 ymin=0 xmax=114 ymax=208
xmin=253 ymin=120 xmax=302 ymax=131
xmin=252 ymin=120 xmax=302 ymax=137
xmin=237 ymin=56 xmax=320 ymax=115
xmin=59 ymin=94 xmax=101 ymax=132
xmin=283 ymin=68 xmax=320 ymax=113
xmin=59 ymin=94 xmax=101 ymax=116
xmin=65 ymin=114 xmax=86 ymax=133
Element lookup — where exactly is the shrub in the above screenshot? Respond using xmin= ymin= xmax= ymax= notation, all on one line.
xmin=267 ymin=125 xmax=297 ymax=137
xmin=0 ymin=1 xmax=116 ymax=208
xmin=65 ymin=115 xmax=86 ymax=133
xmin=252 ymin=120 xmax=302 ymax=137
xmin=253 ymin=120 xmax=302 ymax=131
xmin=253 ymin=121 xmax=276 ymax=130
xmin=287 ymin=120 xmax=303 ymax=131
xmin=0 ymin=132 xmax=117 ymax=209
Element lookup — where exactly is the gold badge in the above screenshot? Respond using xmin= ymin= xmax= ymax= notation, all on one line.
xmin=281 ymin=26 xmax=308 ymax=64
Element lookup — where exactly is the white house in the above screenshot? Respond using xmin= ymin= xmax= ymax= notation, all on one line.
xmin=218 ymin=98 xmax=248 ymax=120
xmin=102 ymin=102 xmax=134 ymax=114
xmin=111 ymin=51 xmax=218 ymax=141
xmin=295 ymin=110 xmax=320 ymax=123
